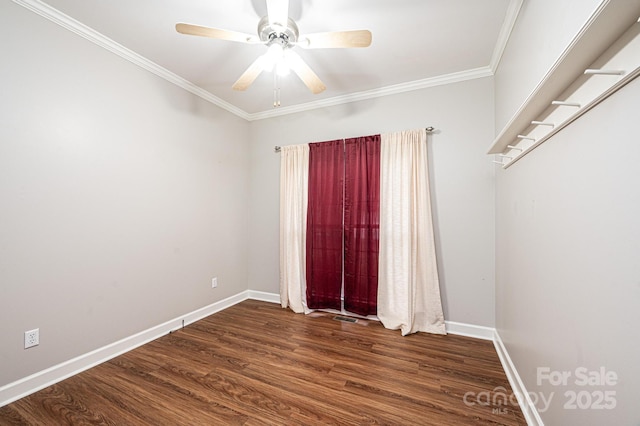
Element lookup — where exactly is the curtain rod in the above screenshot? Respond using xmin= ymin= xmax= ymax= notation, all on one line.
xmin=274 ymin=127 xmax=435 ymax=153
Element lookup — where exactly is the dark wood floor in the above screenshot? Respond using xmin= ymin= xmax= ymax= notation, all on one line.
xmin=0 ymin=300 xmax=526 ymax=425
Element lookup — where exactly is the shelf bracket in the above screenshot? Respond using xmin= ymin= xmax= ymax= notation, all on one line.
xmin=531 ymin=121 xmax=555 ymax=127
xmin=584 ymin=69 xmax=625 ymax=75
xmin=551 ymin=100 xmax=581 ymax=107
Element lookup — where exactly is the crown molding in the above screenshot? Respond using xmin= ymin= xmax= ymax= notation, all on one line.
xmin=489 ymin=0 xmax=524 ymax=73
xmin=12 ymin=0 xmax=251 ymax=121
xmin=247 ymin=67 xmax=494 ymax=121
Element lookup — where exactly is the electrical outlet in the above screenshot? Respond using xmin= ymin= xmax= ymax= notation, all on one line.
xmin=211 ymin=277 xmax=218 ymax=288
xmin=25 ymin=328 xmax=39 ymax=349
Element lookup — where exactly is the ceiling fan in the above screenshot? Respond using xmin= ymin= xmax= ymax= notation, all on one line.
xmin=175 ymin=0 xmax=372 ymax=98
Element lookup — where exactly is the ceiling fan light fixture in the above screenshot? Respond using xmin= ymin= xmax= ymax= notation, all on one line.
xmin=175 ymin=0 xmax=369 ymax=98
xmin=276 ymin=60 xmax=290 ymax=77
xmin=257 ymin=43 xmax=290 ymax=77
xmin=267 ymin=42 xmax=283 ymax=57
xmin=263 ymin=43 xmax=283 ymax=72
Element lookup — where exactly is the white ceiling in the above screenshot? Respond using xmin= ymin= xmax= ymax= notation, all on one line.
xmin=32 ymin=0 xmax=518 ymax=119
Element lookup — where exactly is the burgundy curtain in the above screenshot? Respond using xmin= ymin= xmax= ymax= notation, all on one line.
xmin=344 ymin=136 xmax=380 ymax=316
xmin=306 ymin=140 xmax=344 ymax=310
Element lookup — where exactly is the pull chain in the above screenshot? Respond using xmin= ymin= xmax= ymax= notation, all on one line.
xmin=273 ymin=73 xmax=281 ymax=107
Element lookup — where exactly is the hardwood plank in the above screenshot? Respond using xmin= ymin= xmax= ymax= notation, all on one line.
xmin=198 ymin=362 xmax=374 ymax=425
xmin=240 ymin=359 xmax=413 ymax=425
xmin=1 ymin=380 xmax=118 ymax=425
xmin=0 ymin=300 xmax=526 ymax=425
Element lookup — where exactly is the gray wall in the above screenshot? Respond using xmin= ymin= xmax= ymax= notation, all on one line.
xmin=0 ymin=1 xmax=250 ymax=387
xmin=495 ymin=76 xmax=640 ymax=426
xmin=248 ymin=77 xmax=497 ymax=327
xmin=494 ymin=0 xmax=602 ymax=130
xmin=494 ymin=0 xmax=639 ymax=423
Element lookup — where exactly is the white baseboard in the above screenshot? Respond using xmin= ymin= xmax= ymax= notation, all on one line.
xmin=444 ymin=320 xmax=495 ymax=340
xmin=247 ymin=290 xmax=280 ymax=304
xmin=0 ymin=290 xmax=251 ymax=407
xmin=493 ymin=330 xmax=543 ymax=426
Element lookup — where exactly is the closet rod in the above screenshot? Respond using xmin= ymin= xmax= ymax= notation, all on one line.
xmin=274 ymin=127 xmax=436 ymax=153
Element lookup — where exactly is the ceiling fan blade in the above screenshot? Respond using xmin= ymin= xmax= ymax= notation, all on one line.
xmin=286 ymin=51 xmax=326 ymax=94
xmin=232 ymin=56 xmax=267 ymax=91
xmin=299 ymin=30 xmax=372 ymax=49
xmin=266 ymin=0 xmax=289 ymax=26
xmin=176 ymin=23 xmax=258 ymax=43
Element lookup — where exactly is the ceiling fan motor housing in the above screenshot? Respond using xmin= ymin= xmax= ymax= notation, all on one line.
xmin=258 ymin=16 xmax=299 ymax=48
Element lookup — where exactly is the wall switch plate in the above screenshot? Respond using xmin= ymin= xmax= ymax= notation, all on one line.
xmin=25 ymin=328 xmax=39 ymax=349
xmin=212 ymin=277 xmax=218 ymax=288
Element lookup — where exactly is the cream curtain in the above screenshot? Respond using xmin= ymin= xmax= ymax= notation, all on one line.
xmin=279 ymin=144 xmax=310 ymax=314
xmin=378 ymin=129 xmax=446 ymax=335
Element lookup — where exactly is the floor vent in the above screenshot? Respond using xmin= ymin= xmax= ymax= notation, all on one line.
xmin=333 ymin=315 xmax=357 ymax=323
